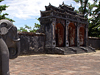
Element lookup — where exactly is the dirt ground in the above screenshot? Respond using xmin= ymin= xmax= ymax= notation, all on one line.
xmin=9 ymin=50 xmax=100 ymax=75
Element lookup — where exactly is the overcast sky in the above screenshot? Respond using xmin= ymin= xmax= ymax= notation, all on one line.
xmin=1 ymin=0 xmax=94 ymax=29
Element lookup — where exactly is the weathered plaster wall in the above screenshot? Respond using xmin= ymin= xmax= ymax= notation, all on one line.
xmin=18 ymin=33 xmax=45 ymax=55
xmin=18 ymin=33 xmax=99 ymax=55
xmin=88 ymin=37 xmax=100 ymax=49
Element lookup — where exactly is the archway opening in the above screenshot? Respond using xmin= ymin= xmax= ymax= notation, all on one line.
xmin=68 ymin=22 xmax=76 ymax=47
xmin=79 ymin=27 xmax=85 ymax=46
xmin=55 ymin=23 xmax=65 ymax=47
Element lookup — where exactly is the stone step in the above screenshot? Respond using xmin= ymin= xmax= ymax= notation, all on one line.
xmin=88 ymin=46 xmax=96 ymax=52
xmin=80 ymin=47 xmax=96 ymax=53
xmin=64 ymin=48 xmax=76 ymax=54
xmin=68 ymin=47 xmax=85 ymax=54
xmin=45 ymin=47 xmax=96 ymax=55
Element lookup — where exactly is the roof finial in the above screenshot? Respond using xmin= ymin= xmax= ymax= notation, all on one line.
xmin=70 ymin=4 xmax=72 ymax=7
xmin=62 ymin=2 xmax=64 ymax=5
xmin=49 ymin=3 xmax=51 ymax=6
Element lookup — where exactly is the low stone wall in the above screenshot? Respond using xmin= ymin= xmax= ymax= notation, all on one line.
xmin=18 ymin=32 xmax=45 ymax=55
xmin=88 ymin=37 xmax=100 ymax=49
xmin=18 ymin=33 xmax=100 ymax=55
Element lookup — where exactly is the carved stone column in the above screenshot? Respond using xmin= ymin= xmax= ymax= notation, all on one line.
xmin=51 ymin=18 xmax=56 ymax=47
xmin=85 ymin=24 xmax=88 ymax=47
xmin=66 ymin=20 xmax=70 ymax=47
xmin=77 ymin=24 xmax=80 ymax=47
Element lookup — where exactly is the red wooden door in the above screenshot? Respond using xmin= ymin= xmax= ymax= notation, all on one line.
xmin=68 ymin=23 xmax=76 ymax=46
xmin=55 ymin=23 xmax=64 ymax=47
xmin=79 ymin=27 xmax=85 ymax=46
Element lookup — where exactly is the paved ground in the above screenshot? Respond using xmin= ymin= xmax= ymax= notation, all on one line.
xmin=10 ymin=51 xmax=100 ymax=75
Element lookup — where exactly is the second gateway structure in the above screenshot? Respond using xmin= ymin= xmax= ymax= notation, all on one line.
xmin=39 ymin=3 xmax=95 ymax=54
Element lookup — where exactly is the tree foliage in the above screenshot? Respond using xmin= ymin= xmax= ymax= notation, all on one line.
xmin=0 ymin=0 xmax=14 ymax=22
xmin=18 ymin=18 xmax=40 ymax=33
xmin=88 ymin=2 xmax=100 ymax=37
xmin=17 ymin=25 xmax=31 ymax=32
xmin=74 ymin=0 xmax=100 ymax=37
xmin=74 ymin=0 xmax=89 ymax=17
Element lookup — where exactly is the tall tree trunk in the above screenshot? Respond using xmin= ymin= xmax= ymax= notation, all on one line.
xmin=83 ymin=0 xmax=88 ymax=15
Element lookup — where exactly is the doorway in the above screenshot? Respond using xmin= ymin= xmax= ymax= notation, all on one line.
xmin=68 ymin=23 xmax=76 ymax=46
xmin=55 ymin=23 xmax=65 ymax=47
xmin=79 ymin=27 xmax=85 ymax=46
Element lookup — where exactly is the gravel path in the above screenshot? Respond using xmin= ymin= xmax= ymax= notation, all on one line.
xmin=10 ymin=51 xmax=100 ymax=75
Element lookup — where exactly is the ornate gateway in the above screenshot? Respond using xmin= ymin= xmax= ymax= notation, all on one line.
xmin=40 ymin=2 xmax=95 ymax=54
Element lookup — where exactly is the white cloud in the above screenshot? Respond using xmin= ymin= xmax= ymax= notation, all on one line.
xmin=2 ymin=0 xmax=79 ymax=19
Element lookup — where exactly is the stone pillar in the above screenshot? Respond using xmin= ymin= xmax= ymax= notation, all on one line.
xmin=51 ymin=18 xmax=56 ymax=47
xmin=0 ymin=36 xmax=10 ymax=75
xmin=66 ymin=20 xmax=69 ymax=47
xmin=77 ymin=24 xmax=80 ymax=47
xmin=85 ymin=24 xmax=88 ymax=47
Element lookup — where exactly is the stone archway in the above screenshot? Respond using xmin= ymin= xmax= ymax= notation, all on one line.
xmin=68 ymin=22 xmax=76 ymax=46
xmin=79 ymin=27 xmax=85 ymax=46
xmin=55 ymin=23 xmax=65 ymax=47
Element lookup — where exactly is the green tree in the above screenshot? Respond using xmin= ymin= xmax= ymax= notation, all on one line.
xmin=18 ymin=18 xmax=40 ymax=33
xmin=0 ymin=0 xmax=14 ymax=22
xmin=88 ymin=2 xmax=100 ymax=37
xmin=74 ymin=0 xmax=100 ymax=37
xmin=74 ymin=0 xmax=98 ymax=18
xmin=30 ymin=18 xmax=40 ymax=32
xmin=74 ymin=0 xmax=89 ymax=17
xmin=17 ymin=25 xmax=33 ymax=32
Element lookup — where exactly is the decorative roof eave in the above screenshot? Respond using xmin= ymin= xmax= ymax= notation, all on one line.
xmin=40 ymin=16 xmax=88 ymax=24
xmin=61 ymin=2 xmax=75 ymax=9
xmin=45 ymin=3 xmax=62 ymax=11
xmin=59 ymin=4 xmax=75 ymax=11
xmin=63 ymin=8 xmax=77 ymax=15
xmin=65 ymin=12 xmax=87 ymax=21
xmin=42 ymin=7 xmax=77 ymax=16
xmin=45 ymin=3 xmax=76 ymax=14
xmin=40 ymin=10 xmax=87 ymax=20
xmin=40 ymin=10 xmax=52 ymax=13
xmin=52 ymin=10 xmax=87 ymax=20
xmin=54 ymin=10 xmax=87 ymax=20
